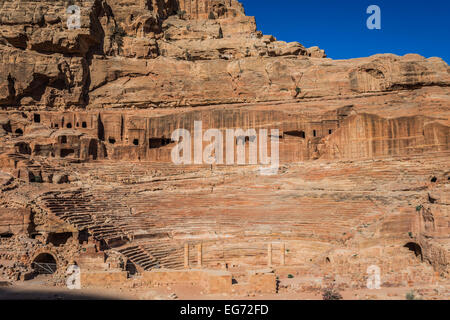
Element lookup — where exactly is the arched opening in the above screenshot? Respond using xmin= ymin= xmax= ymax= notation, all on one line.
xmin=33 ymin=114 xmax=40 ymax=123
xmin=108 ymin=137 xmax=116 ymax=144
xmin=88 ymin=140 xmax=98 ymax=160
xmin=82 ymin=122 xmax=87 ymax=128
xmin=313 ymin=130 xmax=317 ymax=137
xmin=430 ymin=176 xmax=437 ymax=183
xmin=66 ymin=123 xmax=72 ymax=128
xmin=284 ymin=130 xmax=306 ymax=139
xmin=126 ymin=261 xmax=138 ymax=276
xmin=133 ymin=139 xmax=139 ymax=146
xmin=15 ymin=128 xmax=23 ymax=135
xmin=404 ymin=242 xmax=423 ymax=261
xmin=328 ymin=129 xmax=333 ymax=134
xmin=60 ymin=135 xmax=67 ymax=144
xmin=32 ymin=253 xmax=57 ymax=275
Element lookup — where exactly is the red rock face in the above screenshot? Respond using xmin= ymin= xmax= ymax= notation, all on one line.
xmin=0 ymin=0 xmax=449 ymax=297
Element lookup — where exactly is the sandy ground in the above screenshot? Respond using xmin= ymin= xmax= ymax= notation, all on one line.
xmin=0 ymin=275 xmax=441 ymax=300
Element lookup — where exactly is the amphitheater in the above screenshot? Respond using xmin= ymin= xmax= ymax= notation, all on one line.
xmin=0 ymin=0 xmax=449 ymax=299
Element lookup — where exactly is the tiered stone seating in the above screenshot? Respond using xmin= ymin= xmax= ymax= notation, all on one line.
xmin=117 ymin=244 xmax=160 ymax=271
xmin=141 ymin=242 xmax=184 ymax=269
xmin=33 ymin=151 xmax=449 ymax=274
xmin=39 ymin=191 xmax=130 ymax=243
xmin=115 ymin=240 xmax=184 ymax=271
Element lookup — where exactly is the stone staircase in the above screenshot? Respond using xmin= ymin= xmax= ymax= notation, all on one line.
xmin=38 ymin=189 xmax=186 ymax=271
xmin=117 ymin=241 xmax=184 ymax=271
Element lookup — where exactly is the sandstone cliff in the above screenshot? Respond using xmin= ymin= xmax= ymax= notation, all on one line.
xmin=1 ymin=0 xmax=449 ymax=162
xmin=0 ymin=0 xmax=449 ymax=295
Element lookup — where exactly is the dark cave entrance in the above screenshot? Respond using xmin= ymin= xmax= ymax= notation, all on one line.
xmin=77 ymin=229 xmax=89 ymax=244
xmin=60 ymin=148 xmax=75 ymax=158
xmin=404 ymin=242 xmax=423 ymax=261
xmin=33 ymin=114 xmax=40 ymax=123
xmin=126 ymin=261 xmax=138 ymax=276
xmin=149 ymin=137 xmax=173 ymax=149
xmin=32 ymin=253 xmax=57 ymax=275
xmin=88 ymin=140 xmax=98 ymax=160
xmin=284 ymin=130 xmax=306 ymax=139
xmin=47 ymin=232 xmax=72 ymax=247
xmin=15 ymin=142 xmax=31 ymax=155
xmin=0 ymin=232 xmax=14 ymax=239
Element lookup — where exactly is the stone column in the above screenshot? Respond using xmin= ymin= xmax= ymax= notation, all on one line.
xmin=197 ymin=243 xmax=203 ymax=268
xmin=184 ymin=243 xmax=189 ymax=269
xmin=281 ymin=243 xmax=285 ymax=266
xmin=267 ymin=243 xmax=272 ymax=267
xmin=195 ymin=0 xmax=199 ymax=19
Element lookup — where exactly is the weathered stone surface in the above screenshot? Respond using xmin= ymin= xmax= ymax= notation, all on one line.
xmin=0 ymin=0 xmax=449 ymax=299
xmin=0 ymin=208 xmax=30 ymax=235
xmin=0 ymin=46 xmax=88 ymax=107
xmin=86 ymin=54 xmax=450 ymax=108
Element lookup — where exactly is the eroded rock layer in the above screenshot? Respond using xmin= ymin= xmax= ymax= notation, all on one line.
xmin=0 ymin=0 xmax=449 ymax=298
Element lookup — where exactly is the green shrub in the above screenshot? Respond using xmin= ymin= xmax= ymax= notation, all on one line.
xmin=287 ymin=274 xmax=294 ymax=279
xmin=177 ymin=10 xmax=186 ymax=19
xmin=406 ymin=291 xmax=416 ymax=300
xmin=110 ymin=25 xmax=126 ymax=54
xmin=184 ymin=49 xmax=192 ymax=61
xmin=322 ymin=284 xmax=343 ymax=300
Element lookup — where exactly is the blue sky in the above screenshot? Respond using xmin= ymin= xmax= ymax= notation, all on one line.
xmin=240 ymin=0 xmax=450 ymax=63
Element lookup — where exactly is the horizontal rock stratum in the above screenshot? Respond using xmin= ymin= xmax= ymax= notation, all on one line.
xmin=0 ymin=0 xmax=449 ymax=299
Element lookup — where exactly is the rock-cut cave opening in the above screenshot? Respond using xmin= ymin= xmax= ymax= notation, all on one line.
xmin=32 ymin=253 xmax=57 ymax=275
xmin=404 ymin=242 xmax=423 ymax=262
